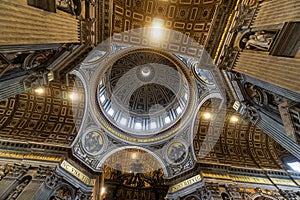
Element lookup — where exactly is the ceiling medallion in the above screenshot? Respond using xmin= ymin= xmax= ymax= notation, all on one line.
xmin=81 ymin=131 xmax=105 ymax=156
xmin=166 ymin=141 xmax=189 ymax=165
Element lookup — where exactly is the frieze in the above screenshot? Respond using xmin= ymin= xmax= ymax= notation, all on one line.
xmin=169 ymin=174 xmax=202 ymax=193
xmin=60 ymin=160 xmax=95 ymax=186
xmin=202 ymin=172 xmax=298 ymax=186
xmin=0 ymin=150 xmax=63 ymax=162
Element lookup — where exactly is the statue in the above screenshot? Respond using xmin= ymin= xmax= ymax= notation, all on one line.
xmin=242 ymin=31 xmax=274 ymax=51
xmin=0 ymin=164 xmax=8 ymax=180
xmin=7 ymin=179 xmax=30 ymax=200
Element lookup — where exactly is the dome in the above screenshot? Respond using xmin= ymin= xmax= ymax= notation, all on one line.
xmin=97 ymin=49 xmax=195 ymax=143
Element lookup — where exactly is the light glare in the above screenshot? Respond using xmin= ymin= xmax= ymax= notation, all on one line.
xmin=150 ymin=18 xmax=164 ymax=41
xmin=108 ymin=108 xmax=114 ymax=116
xmin=203 ymin=112 xmax=212 ymax=119
xmin=230 ymin=116 xmax=239 ymax=123
xmin=35 ymin=87 xmax=44 ymax=94
xmin=288 ymin=161 xmax=300 ymax=173
xmin=101 ymin=187 xmax=106 ymax=196
xmin=131 ymin=153 xmax=137 ymax=159
xmin=152 ymin=18 xmax=164 ymax=28
xmin=69 ymin=93 xmax=77 ymax=100
xmin=134 ymin=122 xmax=142 ymax=129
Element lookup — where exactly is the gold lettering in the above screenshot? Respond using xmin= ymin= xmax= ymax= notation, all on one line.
xmin=60 ymin=161 xmax=95 ymax=186
xmin=169 ymin=175 xmax=202 ymax=193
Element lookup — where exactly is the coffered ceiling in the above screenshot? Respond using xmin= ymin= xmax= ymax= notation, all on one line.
xmin=193 ymin=100 xmax=285 ymax=169
xmin=0 ymin=76 xmax=85 ymax=146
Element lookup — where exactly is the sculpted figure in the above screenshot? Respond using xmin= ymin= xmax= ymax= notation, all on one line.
xmin=7 ymin=179 xmax=30 ymax=200
xmin=242 ymin=31 xmax=274 ymax=51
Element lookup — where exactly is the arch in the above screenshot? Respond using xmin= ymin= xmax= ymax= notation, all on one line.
xmin=251 ymin=193 xmax=278 ymax=200
xmin=191 ymin=92 xmax=226 ymax=161
xmin=98 ymin=145 xmax=169 ymax=177
xmin=69 ymin=69 xmax=88 ymax=147
xmin=191 ymin=92 xmax=225 ymax=135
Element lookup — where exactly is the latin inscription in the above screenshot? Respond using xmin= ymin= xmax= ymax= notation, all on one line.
xmin=169 ymin=174 xmax=202 ymax=193
xmin=61 ymin=160 xmax=95 ymax=186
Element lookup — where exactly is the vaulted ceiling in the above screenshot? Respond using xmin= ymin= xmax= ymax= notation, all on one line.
xmin=111 ymin=0 xmax=234 ymax=57
xmin=112 ymin=0 xmax=221 ymax=45
xmin=0 ymin=83 xmax=287 ymax=169
xmin=0 ymin=0 xmax=292 ymax=179
xmin=193 ymin=100 xmax=284 ymax=169
xmin=0 ymin=76 xmax=85 ymax=146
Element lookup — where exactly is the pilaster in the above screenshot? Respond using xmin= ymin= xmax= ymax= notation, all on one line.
xmin=0 ymin=1 xmax=80 ymax=45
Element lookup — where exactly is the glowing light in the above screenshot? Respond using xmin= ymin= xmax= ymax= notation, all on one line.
xmin=101 ymin=187 xmax=106 ymax=196
xmin=150 ymin=122 xmax=157 ymax=129
xmin=288 ymin=162 xmax=300 ymax=173
xmin=150 ymin=18 xmax=164 ymax=41
xmin=108 ymin=108 xmax=114 ymax=116
xmin=141 ymin=66 xmax=151 ymax=77
xmin=34 ymin=87 xmax=44 ymax=94
xmin=120 ymin=117 xmax=127 ymax=126
xmin=164 ymin=116 xmax=171 ymax=124
xmin=131 ymin=153 xmax=137 ymax=159
xmin=203 ymin=112 xmax=212 ymax=119
xmin=184 ymin=93 xmax=188 ymax=100
xmin=152 ymin=18 xmax=164 ymax=28
xmin=134 ymin=122 xmax=142 ymax=129
xmin=176 ymin=106 xmax=182 ymax=114
xmin=69 ymin=92 xmax=77 ymax=100
xmin=230 ymin=115 xmax=239 ymax=123
xmin=100 ymin=95 xmax=106 ymax=103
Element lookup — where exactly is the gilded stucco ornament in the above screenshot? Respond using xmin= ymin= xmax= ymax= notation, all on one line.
xmin=71 ymin=27 xmax=226 ymax=178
